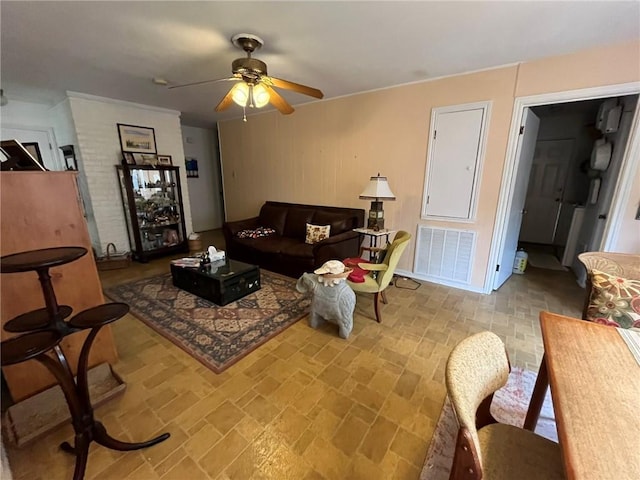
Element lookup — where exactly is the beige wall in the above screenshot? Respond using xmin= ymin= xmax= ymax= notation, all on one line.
xmin=516 ymin=41 xmax=640 ymax=97
xmin=516 ymin=40 xmax=640 ymax=257
xmin=219 ymin=40 xmax=640 ymax=290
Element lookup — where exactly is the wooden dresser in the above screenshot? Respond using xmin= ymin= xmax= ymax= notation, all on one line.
xmin=1 ymin=171 xmax=118 ymax=401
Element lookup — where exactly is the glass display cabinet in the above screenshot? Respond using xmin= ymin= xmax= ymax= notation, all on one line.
xmin=116 ymin=165 xmax=189 ymax=262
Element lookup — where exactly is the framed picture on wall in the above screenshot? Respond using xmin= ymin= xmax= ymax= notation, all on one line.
xmin=117 ymin=124 xmax=157 ymax=154
xmin=185 ymin=157 xmax=199 ymax=177
xmin=157 ymin=155 xmax=172 ymax=166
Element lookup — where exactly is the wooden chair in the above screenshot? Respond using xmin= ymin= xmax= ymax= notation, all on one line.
xmin=346 ymin=230 xmax=410 ymax=323
xmin=446 ymin=331 xmax=565 ymax=480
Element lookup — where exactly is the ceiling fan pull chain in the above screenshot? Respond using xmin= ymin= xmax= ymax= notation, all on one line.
xmin=248 ymin=85 xmax=255 ymax=108
xmin=242 ymin=106 xmax=247 ymax=122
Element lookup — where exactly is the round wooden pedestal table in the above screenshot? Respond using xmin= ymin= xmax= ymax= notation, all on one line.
xmin=1 ymin=303 xmax=170 ymax=480
xmin=4 ymin=305 xmax=74 ymax=333
xmin=0 ymin=330 xmax=63 ymax=365
xmin=1 ymin=248 xmax=170 ymax=480
xmin=1 ymin=247 xmax=87 ymax=334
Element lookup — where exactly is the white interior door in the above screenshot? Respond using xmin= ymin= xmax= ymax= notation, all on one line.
xmin=519 ymin=139 xmax=573 ymax=244
xmin=493 ymin=109 xmax=541 ymax=290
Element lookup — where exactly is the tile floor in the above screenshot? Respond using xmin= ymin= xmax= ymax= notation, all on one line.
xmin=3 ymin=232 xmax=584 ymax=479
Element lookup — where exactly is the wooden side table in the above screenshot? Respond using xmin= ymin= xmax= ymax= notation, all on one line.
xmin=1 ymin=247 xmax=169 ymax=480
xmin=1 ymin=247 xmax=87 ymax=334
xmin=352 ymin=228 xmax=396 ymax=261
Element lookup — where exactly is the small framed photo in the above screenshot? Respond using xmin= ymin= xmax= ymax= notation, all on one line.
xmin=122 ymin=152 xmax=135 ymax=165
xmin=157 ymin=155 xmax=172 ymax=166
xmin=117 ymin=123 xmax=157 ymax=154
xmin=133 ymin=153 xmax=158 ymax=166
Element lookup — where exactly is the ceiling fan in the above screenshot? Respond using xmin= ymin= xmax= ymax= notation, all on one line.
xmin=169 ymin=33 xmax=324 ymax=117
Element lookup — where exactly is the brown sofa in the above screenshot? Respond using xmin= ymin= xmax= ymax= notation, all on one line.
xmin=223 ymin=201 xmax=365 ymax=278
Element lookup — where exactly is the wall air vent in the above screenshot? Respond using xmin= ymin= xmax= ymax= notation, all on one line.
xmin=414 ymin=226 xmax=475 ymax=284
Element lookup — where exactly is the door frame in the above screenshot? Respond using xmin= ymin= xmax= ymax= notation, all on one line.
xmin=485 ymin=82 xmax=640 ymax=294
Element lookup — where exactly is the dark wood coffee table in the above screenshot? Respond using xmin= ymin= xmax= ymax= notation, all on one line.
xmin=170 ymin=258 xmax=261 ymax=306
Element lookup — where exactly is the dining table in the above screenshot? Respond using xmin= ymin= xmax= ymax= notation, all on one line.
xmin=524 ymin=311 xmax=640 ymax=480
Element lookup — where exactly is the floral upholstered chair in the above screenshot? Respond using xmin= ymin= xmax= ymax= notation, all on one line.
xmin=578 ymin=252 xmax=640 ymax=330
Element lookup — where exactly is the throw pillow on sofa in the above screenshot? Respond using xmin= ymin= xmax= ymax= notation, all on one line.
xmin=305 ymin=224 xmax=330 ymax=244
xmin=236 ymin=227 xmax=276 ymax=239
xmin=585 ymin=269 xmax=640 ymax=329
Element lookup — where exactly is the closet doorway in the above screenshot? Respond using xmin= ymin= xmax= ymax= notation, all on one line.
xmin=489 ymin=83 xmax=640 ymax=292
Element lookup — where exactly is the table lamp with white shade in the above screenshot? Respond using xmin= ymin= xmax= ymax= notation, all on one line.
xmin=359 ymin=173 xmax=396 ymax=231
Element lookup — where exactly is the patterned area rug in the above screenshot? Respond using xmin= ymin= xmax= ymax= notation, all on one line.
xmin=420 ymin=367 xmax=557 ymax=480
xmin=105 ymin=270 xmax=310 ymax=373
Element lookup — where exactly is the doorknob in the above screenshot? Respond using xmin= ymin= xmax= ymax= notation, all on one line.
xmin=598 ymin=214 xmax=607 ymax=220
xmin=521 ymin=209 xmax=528 ymax=215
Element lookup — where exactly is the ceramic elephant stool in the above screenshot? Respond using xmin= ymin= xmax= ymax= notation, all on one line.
xmin=296 ymin=272 xmax=356 ymax=339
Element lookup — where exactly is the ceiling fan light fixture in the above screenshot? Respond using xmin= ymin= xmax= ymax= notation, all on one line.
xmin=231 ymin=82 xmax=249 ymax=107
xmin=231 ymin=82 xmax=270 ymax=109
xmin=175 ymin=32 xmax=322 ymax=117
xmin=252 ymin=83 xmax=270 ymax=108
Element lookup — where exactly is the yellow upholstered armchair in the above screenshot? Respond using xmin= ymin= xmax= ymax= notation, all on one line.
xmin=346 ymin=230 xmax=411 ymax=323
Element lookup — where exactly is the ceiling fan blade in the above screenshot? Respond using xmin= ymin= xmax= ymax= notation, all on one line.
xmin=263 ymin=85 xmax=294 ymax=115
xmin=214 ymin=87 xmax=236 ymax=112
xmin=168 ymin=77 xmax=239 ymax=90
xmin=267 ymin=77 xmax=324 ymax=99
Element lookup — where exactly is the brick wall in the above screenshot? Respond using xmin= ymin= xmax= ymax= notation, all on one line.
xmin=68 ymin=93 xmax=193 ymax=255
xmin=50 ymin=98 xmax=103 ymax=249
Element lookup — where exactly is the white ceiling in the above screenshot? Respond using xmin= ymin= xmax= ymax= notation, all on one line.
xmin=2 ymin=1 xmax=639 ymax=127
